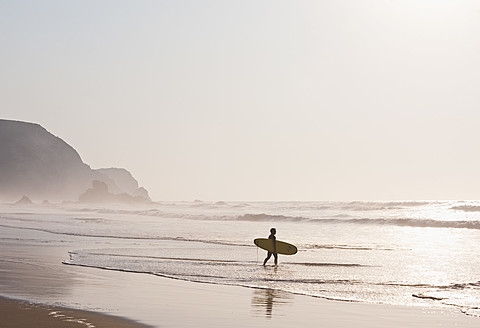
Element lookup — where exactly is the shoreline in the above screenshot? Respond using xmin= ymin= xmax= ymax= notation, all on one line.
xmin=1 ymin=208 xmax=480 ymax=328
xmin=3 ymin=263 xmax=480 ymax=328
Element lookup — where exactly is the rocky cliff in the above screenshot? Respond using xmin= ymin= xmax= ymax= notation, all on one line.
xmin=0 ymin=119 xmax=150 ymax=203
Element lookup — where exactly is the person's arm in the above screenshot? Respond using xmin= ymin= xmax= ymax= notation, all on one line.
xmin=272 ymin=236 xmax=277 ymax=254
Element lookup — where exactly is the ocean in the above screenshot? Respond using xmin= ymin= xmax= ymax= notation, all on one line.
xmin=1 ymin=200 xmax=480 ymax=317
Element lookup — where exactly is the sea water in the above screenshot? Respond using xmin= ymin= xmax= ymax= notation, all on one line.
xmin=1 ymin=201 xmax=480 ymax=317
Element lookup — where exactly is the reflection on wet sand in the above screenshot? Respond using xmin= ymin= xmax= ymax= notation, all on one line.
xmin=0 ymin=242 xmax=74 ymax=299
xmin=251 ymin=288 xmax=293 ymax=318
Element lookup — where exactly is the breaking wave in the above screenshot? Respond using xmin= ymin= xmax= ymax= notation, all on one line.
xmin=62 ymin=206 xmax=480 ymax=230
xmin=317 ymin=218 xmax=480 ymax=230
xmin=232 ymin=215 xmax=480 ymax=230
xmin=451 ymin=205 xmax=480 ymax=212
xmin=340 ymin=201 xmax=432 ymax=211
xmin=236 ymin=213 xmax=304 ymax=222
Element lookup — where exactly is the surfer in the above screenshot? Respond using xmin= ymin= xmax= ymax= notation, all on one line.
xmin=263 ymin=228 xmax=278 ymax=266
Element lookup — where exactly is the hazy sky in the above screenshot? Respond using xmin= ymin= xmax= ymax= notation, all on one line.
xmin=2 ymin=1 xmax=480 ymax=201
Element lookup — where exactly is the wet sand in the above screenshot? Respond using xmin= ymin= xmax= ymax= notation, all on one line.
xmin=2 ymin=270 xmax=479 ymax=328
xmin=0 ymin=296 xmax=150 ymax=328
xmin=2 ymin=251 xmax=480 ymax=328
xmin=1 ymin=224 xmax=479 ymax=327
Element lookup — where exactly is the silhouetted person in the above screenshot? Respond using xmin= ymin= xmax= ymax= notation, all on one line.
xmin=263 ymin=228 xmax=278 ymax=266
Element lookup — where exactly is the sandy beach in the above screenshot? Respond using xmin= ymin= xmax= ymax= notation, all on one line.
xmin=1 ymin=226 xmax=479 ymax=328
xmin=2 ymin=264 xmax=479 ymax=328
xmin=0 ymin=296 xmax=150 ymax=328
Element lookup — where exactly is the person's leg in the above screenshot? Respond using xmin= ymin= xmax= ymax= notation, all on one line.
xmin=273 ymin=253 xmax=278 ymax=266
xmin=263 ymin=252 xmax=272 ymax=265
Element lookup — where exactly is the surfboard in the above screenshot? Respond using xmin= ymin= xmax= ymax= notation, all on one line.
xmin=254 ymin=238 xmax=298 ymax=255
